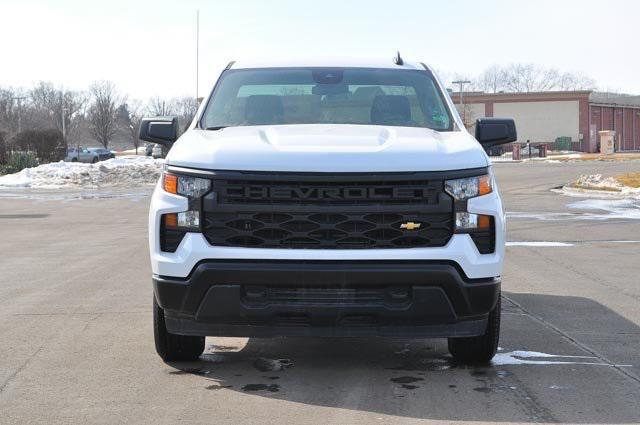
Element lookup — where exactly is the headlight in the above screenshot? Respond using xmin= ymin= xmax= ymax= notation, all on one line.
xmin=162 ymin=172 xmax=211 ymax=198
xmin=159 ymin=172 xmax=211 ymax=252
xmin=445 ymin=170 xmax=496 ymax=254
xmin=444 ymin=173 xmax=492 ymax=201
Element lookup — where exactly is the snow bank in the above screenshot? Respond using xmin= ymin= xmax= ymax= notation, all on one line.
xmin=559 ymin=174 xmax=640 ymax=199
xmin=0 ymin=156 xmax=164 ymax=189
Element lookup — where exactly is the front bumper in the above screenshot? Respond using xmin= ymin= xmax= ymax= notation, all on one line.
xmin=154 ymin=260 xmax=500 ymax=338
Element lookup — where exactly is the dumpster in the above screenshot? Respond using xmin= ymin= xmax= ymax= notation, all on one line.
xmin=554 ymin=137 xmax=572 ymax=151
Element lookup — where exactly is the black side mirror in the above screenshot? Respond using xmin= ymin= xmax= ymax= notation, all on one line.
xmin=139 ymin=116 xmax=178 ymax=147
xmin=475 ymin=118 xmax=517 ymax=147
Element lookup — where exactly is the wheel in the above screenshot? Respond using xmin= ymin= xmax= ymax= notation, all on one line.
xmin=92 ymin=157 xmax=99 ymax=163
xmin=71 ymin=158 xmax=78 ymax=162
xmin=153 ymin=296 xmax=204 ymax=361
xmin=448 ymin=295 xmax=501 ymax=364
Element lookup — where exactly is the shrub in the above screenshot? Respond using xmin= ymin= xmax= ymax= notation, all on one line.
xmin=0 ymin=151 xmax=39 ymax=175
xmin=14 ymin=129 xmax=66 ymax=163
xmin=0 ymin=131 xmax=7 ymax=165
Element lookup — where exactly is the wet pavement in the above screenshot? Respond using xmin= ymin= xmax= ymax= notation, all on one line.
xmin=1 ymin=160 xmax=639 ymax=424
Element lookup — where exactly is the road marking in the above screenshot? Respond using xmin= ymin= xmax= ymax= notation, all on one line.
xmin=507 ymin=242 xmax=574 ymax=247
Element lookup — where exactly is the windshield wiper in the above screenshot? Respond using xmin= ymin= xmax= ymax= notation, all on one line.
xmin=205 ymin=126 xmax=228 ymax=131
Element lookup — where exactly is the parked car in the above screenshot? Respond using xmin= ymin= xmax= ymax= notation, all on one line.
xmin=65 ymin=147 xmax=114 ymax=163
xmin=141 ymin=57 xmax=517 ymax=364
xmin=88 ymin=148 xmax=115 ymax=161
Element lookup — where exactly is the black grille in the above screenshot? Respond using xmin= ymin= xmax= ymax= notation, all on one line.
xmin=242 ymin=286 xmax=411 ymax=307
xmin=202 ymin=174 xmax=454 ymax=249
xmin=203 ymin=211 xmax=452 ymax=248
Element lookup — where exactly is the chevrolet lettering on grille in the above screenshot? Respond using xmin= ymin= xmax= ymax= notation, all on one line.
xmin=224 ymin=186 xmax=431 ymax=201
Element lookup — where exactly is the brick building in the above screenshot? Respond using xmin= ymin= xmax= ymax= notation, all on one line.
xmin=450 ymin=91 xmax=640 ymax=152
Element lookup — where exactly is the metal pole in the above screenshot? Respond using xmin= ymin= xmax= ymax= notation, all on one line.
xmin=11 ymin=96 xmax=27 ymax=134
xmin=452 ymin=80 xmax=471 ymax=126
xmin=61 ymin=86 xmax=66 ymax=141
xmin=196 ymin=9 xmax=199 ymax=102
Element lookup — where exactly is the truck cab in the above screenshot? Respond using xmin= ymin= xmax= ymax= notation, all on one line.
xmin=142 ymin=57 xmax=516 ymax=364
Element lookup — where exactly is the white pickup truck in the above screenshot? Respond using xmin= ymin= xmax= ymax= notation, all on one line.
xmin=140 ymin=56 xmax=516 ymax=364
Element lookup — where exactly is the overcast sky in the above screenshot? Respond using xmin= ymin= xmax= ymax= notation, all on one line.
xmin=1 ymin=0 xmax=638 ymax=99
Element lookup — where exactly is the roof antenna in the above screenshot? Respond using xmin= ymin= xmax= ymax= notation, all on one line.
xmin=393 ymin=51 xmax=404 ymax=65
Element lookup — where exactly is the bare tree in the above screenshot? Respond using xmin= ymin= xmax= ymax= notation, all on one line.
xmin=557 ymin=72 xmax=596 ymax=91
xmin=88 ymin=81 xmax=121 ymax=148
xmin=29 ymin=82 xmax=88 ymax=143
xmin=147 ymin=96 xmax=198 ymax=132
xmin=118 ymin=100 xmax=144 ymax=153
xmin=475 ymin=65 xmax=507 ymax=93
xmin=0 ymin=87 xmax=30 ymax=138
xmin=173 ymin=96 xmax=198 ymax=130
xmin=147 ymin=97 xmax=175 ymax=116
xmin=467 ymin=64 xmax=597 ymax=93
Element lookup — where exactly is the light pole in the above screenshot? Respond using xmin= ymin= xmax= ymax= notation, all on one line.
xmin=452 ymin=80 xmax=471 ymax=126
xmin=10 ymin=96 xmax=27 ymax=134
xmin=196 ymin=9 xmax=199 ymax=103
xmin=61 ymin=86 xmax=66 ymax=141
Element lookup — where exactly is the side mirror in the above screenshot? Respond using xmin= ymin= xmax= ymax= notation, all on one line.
xmin=139 ymin=116 xmax=178 ymax=147
xmin=475 ymin=118 xmax=517 ymax=147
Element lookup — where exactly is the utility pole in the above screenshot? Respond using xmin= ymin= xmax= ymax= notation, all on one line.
xmin=452 ymin=80 xmax=471 ymax=126
xmin=196 ymin=9 xmax=200 ymax=103
xmin=61 ymin=86 xmax=66 ymax=141
xmin=10 ymin=96 xmax=27 ymax=134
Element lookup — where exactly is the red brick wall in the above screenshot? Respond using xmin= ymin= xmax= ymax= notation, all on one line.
xmin=485 ymin=102 xmax=494 ymax=117
xmin=579 ymin=98 xmax=590 ymax=151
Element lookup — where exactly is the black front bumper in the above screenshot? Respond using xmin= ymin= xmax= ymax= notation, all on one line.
xmin=153 ymin=260 xmax=500 ymax=338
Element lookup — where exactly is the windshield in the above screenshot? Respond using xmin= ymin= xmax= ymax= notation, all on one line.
xmin=200 ymin=67 xmax=453 ymax=131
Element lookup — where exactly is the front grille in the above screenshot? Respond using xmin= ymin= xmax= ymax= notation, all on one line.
xmin=203 ymin=210 xmax=452 ymax=248
xmin=202 ymin=173 xmax=454 ymax=249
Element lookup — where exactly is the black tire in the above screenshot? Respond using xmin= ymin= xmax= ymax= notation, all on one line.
xmin=71 ymin=158 xmax=78 ymax=162
xmin=448 ymin=295 xmax=501 ymax=364
xmin=153 ymin=297 xmax=204 ymax=361
xmin=91 ymin=157 xmax=99 ymax=163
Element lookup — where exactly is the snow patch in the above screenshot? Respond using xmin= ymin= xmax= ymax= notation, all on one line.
xmin=492 ymin=350 xmax=630 ymax=367
xmin=0 ymin=156 xmax=164 ymax=189
xmin=568 ymin=199 xmax=640 ymax=220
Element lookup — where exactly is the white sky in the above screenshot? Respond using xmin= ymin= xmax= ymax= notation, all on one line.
xmin=1 ymin=0 xmax=638 ymax=99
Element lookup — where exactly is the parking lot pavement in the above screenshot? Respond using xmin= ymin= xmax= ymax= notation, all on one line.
xmin=1 ymin=161 xmax=639 ymax=424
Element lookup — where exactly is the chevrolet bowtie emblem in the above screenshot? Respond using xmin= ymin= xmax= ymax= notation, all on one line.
xmin=400 ymin=222 xmax=421 ymax=231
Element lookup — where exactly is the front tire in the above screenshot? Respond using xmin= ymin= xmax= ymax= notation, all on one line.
xmin=153 ymin=297 xmax=204 ymax=361
xmin=448 ymin=295 xmax=501 ymax=364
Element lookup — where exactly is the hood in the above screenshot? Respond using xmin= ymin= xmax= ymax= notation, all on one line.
xmin=166 ymin=124 xmax=488 ymax=172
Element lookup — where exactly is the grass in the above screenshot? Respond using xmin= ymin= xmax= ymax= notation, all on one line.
xmin=552 ymin=153 xmax=640 ymax=162
xmin=616 ymin=172 xmax=640 ymax=188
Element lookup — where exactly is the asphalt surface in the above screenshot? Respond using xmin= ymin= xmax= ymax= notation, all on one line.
xmin=1 ymin=160 xmax=639 ymax=424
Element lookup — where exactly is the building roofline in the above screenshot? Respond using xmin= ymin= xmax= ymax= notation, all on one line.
xmin=449 ymin=90 xmax=593 ymax=102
